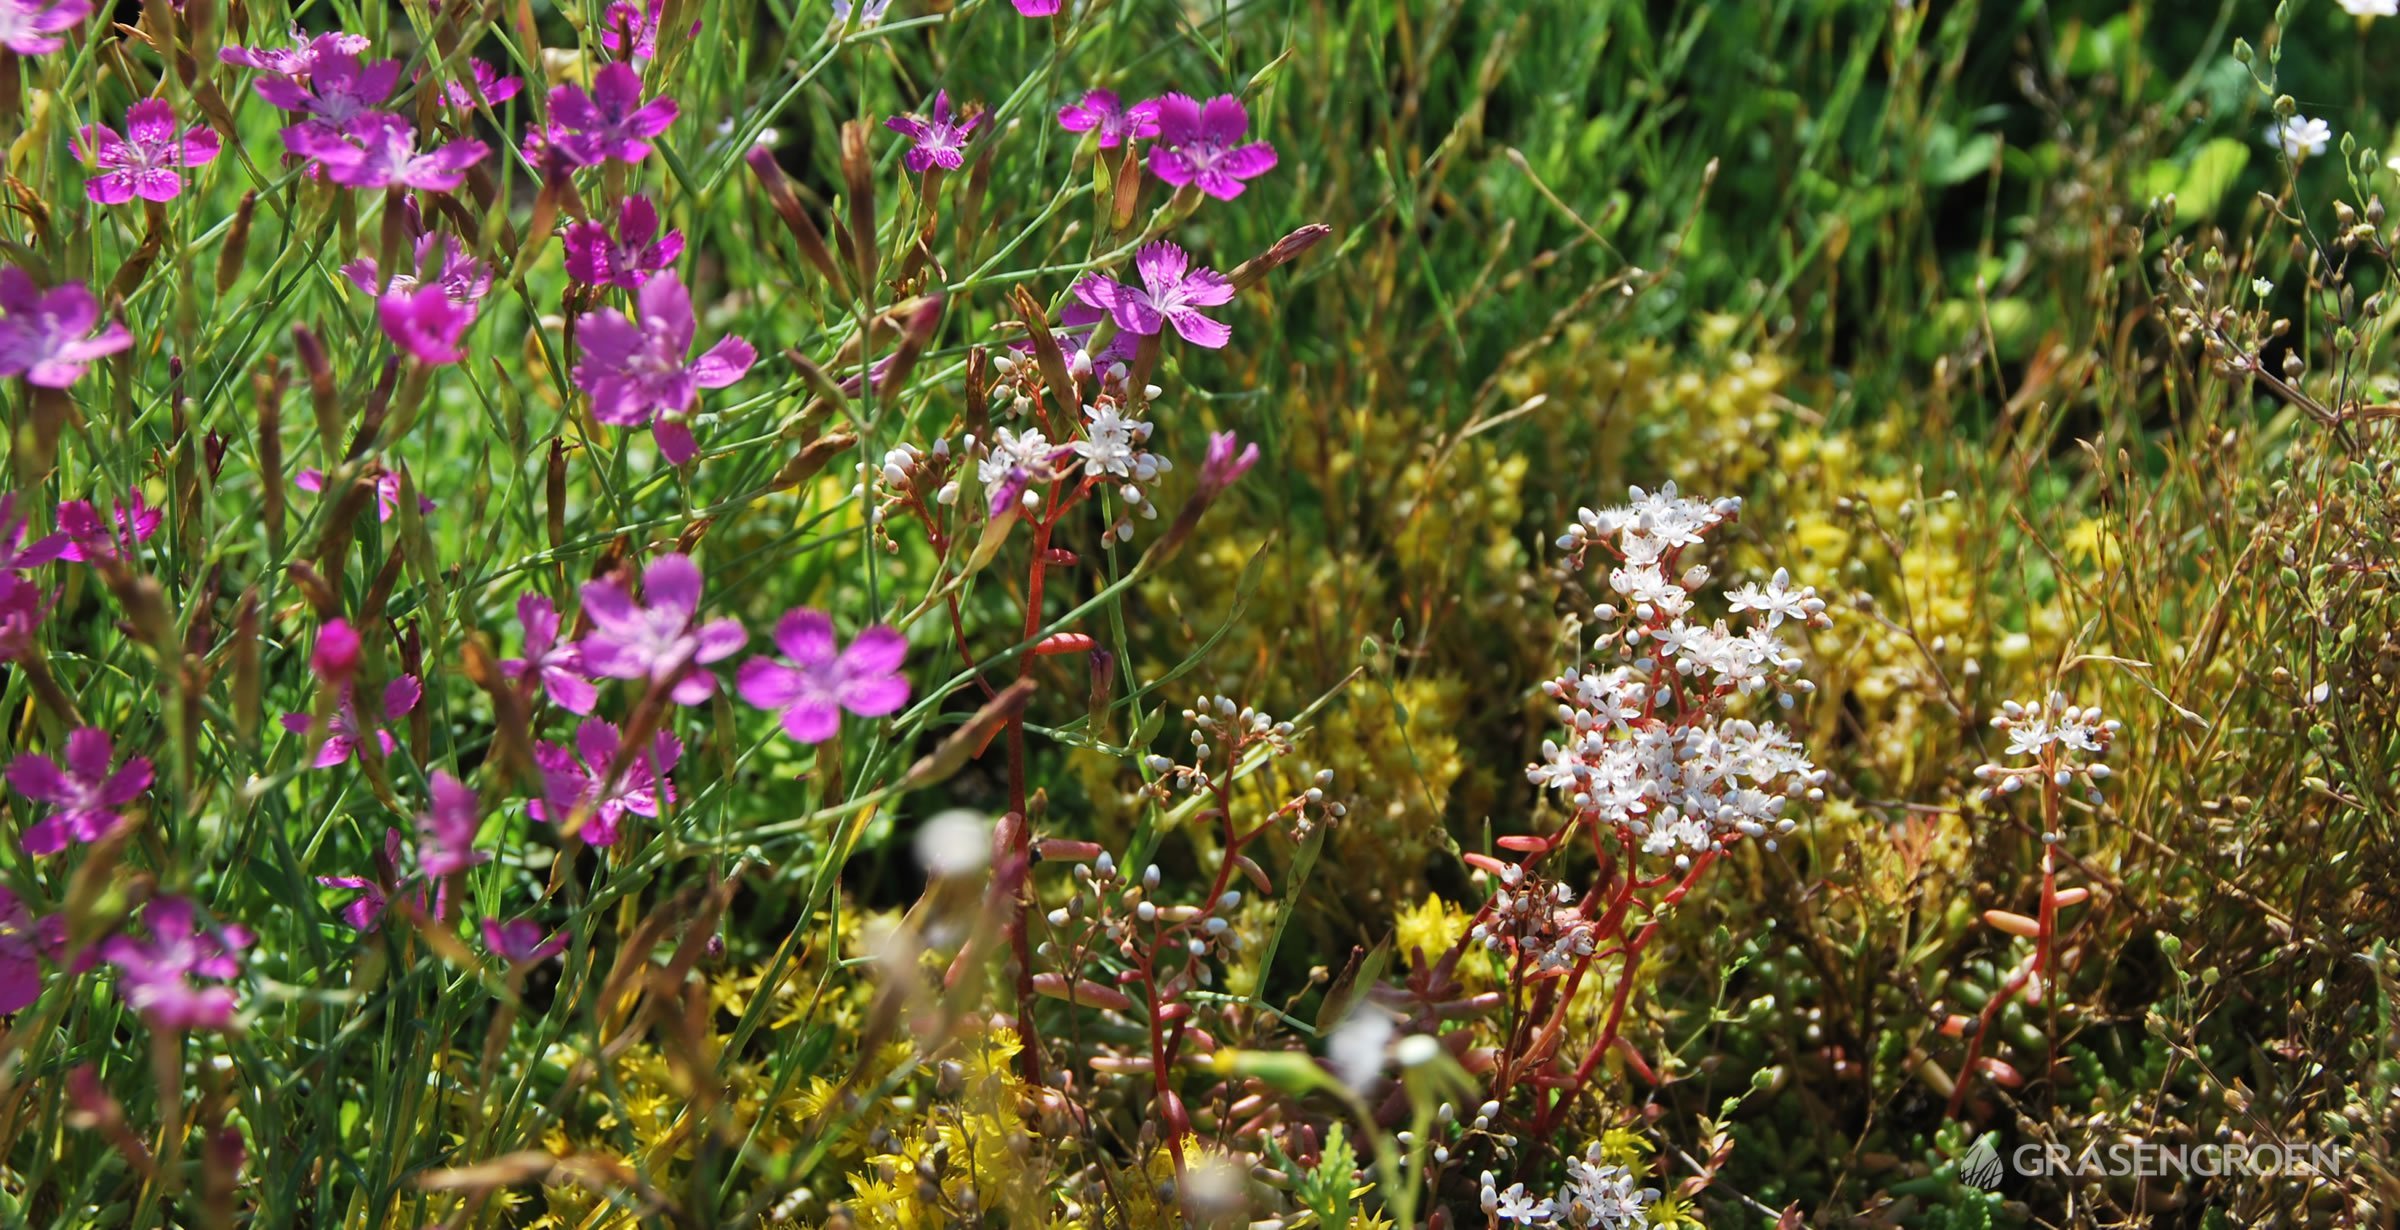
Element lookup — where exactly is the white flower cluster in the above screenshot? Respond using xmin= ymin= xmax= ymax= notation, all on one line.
xmin=1973 ymin=693 xmax=2119 ymax=826
xmin=1528 ymin=484 xmax=1828 ymax=862
xmin=1478 ymin=1143 xmax=1660 ymax=1228
xmin=1467 ymin=864 xmax=1594 ymax=975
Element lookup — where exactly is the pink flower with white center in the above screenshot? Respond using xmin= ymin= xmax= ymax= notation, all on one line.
xmin=56 ymin=492 xmax=160 ymax=563
xmin=1056 ymin=89 xmax=1158 ymax=148
xmin=0 ymin=270 xmax=133 ymax=387
xmin=342 ymin=234 xmax=492 ymax=305
xmin=280 ymin=676 xmax=422 ymax=769
xmin=428 ymin=58 xmax=522 ymax=110
xmin=76 ymin=100 xmax=219 ymax=205
xmin=571 ymin=272 xmax=755 ymax=465
xmin=735 ymin=610 xmax=911 ymax=744
xmin=575 ymin=554 xmax=745 ymax=705
xmin=1071 ymin=241 xmax=1237 ymax=348
xmin=252 ymin=37 xmax=400 ymax=133
xmin=529 ymin=719 xmax=680 ymax=846
xmin=8 ymin=728 xmax=153 ymax=857
xmin=219 ymin=26 xmax=368 ymax=79
xmin=0 ymin=0 xmax=93 ymax=55
xmin=885 ymin=90 xmax=980 ymax=172
xmin=563 ymin=195 xmax=683 ymax=289
xmin=96 ymin=896 xmax=252 ymax=1032
xmin=481 ymin=917 xmax=566 ymax=963
xmin=284 ymin=113 xmax=488 ymax=192
xmin=547 ymin=62 xmax=678 ymax=166
xmin=498 ymin=593 xmax=599 ymax=714
xmin=1147 ymin=92 xmax=1277 ymax=200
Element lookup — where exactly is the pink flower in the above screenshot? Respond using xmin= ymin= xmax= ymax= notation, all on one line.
xmin=885 ymin=90 xmax=979 ymax=172
xmin=0 ymin=888 xmax=45 ymax=1013
xmin=284 ymin=113 xmax=487 ymax=191
xmin=418 ymin=771 xmax=488 ymax=878
xmin=563 ymin=195 xmax=683 ymax=289
xmin=0 ymin=578 xmax=48 ymax=662
xmin=1056 ymin=89 xmax=1158 ymax=148
xmin=1013 ymin=0 xmax=1062 ymax=12
xmin=498 ymin=593 xmax=599 ymax=714
xmin=529 ymin=719 xmax=680 ymax=846
xmin=1071 ymin=241 xmax=1236 ymax=348
xmin=316 ymin=827 xmax=408 ymax=932
xmin=736 ymin=610 xmax=910 ymax=744
xmin=546 ymin=62 xmax=677 ymax=166
xmin=219 ymin=26 xmax=368 ymax=79
xmin=571 ymin=273 xmax=754 ymax=464
xmin=0 ymin=493 xmax=67 ymax=574
xmin=280 ymin=676 xmax=421 ymax=769
xmin=293 ymin=469 xmax=437 ymax=522
xmin=1146 ymin=92 xmax=1277 ymax=200
xmin=481 ymin=916 xmax=566 ymax=963
xmin=342 ymin=233 xmax=492 ymax=305
xmin=598 ymin=0 xmax=697 ymax=62
xmin=429 ymin=57 xmax=521 ymax=109
xmin=378 ymin=282 xmax=475 ymax=364
xmin=97 ymin=896 xmax=251 ymax=1031
xmin=9 ymin=728 xmax=153 ymax=857
xmin=575 ymin=554 xmax=745 ymax=704
xmin=252 ymin=37 xmax=399 ymax=132
xmin=76 ymin=100 xmax=219 ymax=205
xmin=1197 ymin=428 xmax=1258 ymax=496
xmin=55 ymin=492 xmax=160 ymax=562
xmin=0 ymin=0 xmax=92 ymax=55
xmin=310 ymin=618 xmax=361 ymax=683
xmin=0 ymin=270 xmax=133 ymax=387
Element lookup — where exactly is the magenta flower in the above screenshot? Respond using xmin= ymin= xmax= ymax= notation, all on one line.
xmin=1012 ymin=301 xmax=1136 ymax=368
xmin=498 ymin=593 xmax=599 ymax=714
xmin=0 ymin=578 xmax=48 ymax=662
xmin=529 ymin=719 xmax=680 ymax=846
xmin=316 ymin=827 xmax=406 ymax=932
xmin=1057 ymin=89 xmax=1157 ymax=148
xmin=547 ymin=62 xmax=677 ymax=166
xmin=575 ymin=554 xmax=745 ymax=704
xmin=56 ymin=492 xmax=160 ymax=563
xmin=219 ymin=27 xmax=368 ymax=79
xmin=0 ymin=270 xmax=133 ymax=387
xmin=0 ymin=494 xmax=66 ymax=574
xmin=293 ymin=469 xmax=437 ymax=523
xmin=885 ymin=90 xmax=979 ymax=172
xmin=284 ymin=114 xmax=487 ymax=191
xmin=1071 ymin=241 xmax=1236 ymax=348
xmin=599 ymin=0 xmax=697 ymax=61
xmin=280 ymin=676 xmax=421 ymax=769
xmin=1147 ymin=93 xmax=1277 ymax=200
xmin=1197 ymin=428 xmax=1259 ymax=495
xmin=310 ymin=617 xmax=361 ymax=684
xmin=571 ymin=273 xmax=755 ymax=464
xmin=1013 ymin=0 xmax=1062 ymax=13
xmin=0 ymin=0 xmax=92 ymax=55
xmin=252 ymin=38 xmax=399 ymax=132
xmin=76 ymin=100 xmax=219 ymax=205
xmin=0 ymin=888 xmax=44 ymax=1013
xmin=430 ymin=57 xmax=522 ymax=109
xmin=378 ymin=282 xmax=475 ymax=365
xmin=736 ymin=610 xmax=910 ymax=744
xmin=418 ymin=770 xmax=488 ymax=878
xmin=97 ymin=896 xmax=251 ymax=1032
xmin=343 ymin=233 xmax=492 ymax=305
xmin=481 ymin=917 xmax=566 ymax=963
xmin=9 ymin=728 xmax=153 ymax=858
xmin=563 ymin=195 xmax=683 ymax=289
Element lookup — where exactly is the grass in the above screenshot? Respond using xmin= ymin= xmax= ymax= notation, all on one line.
xmin=0 ymin=0 xmax=2395 ymax=1226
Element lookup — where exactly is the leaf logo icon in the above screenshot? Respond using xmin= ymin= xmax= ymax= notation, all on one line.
xmin=1959 ymin=1136 xmax=2005 ymax=1190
